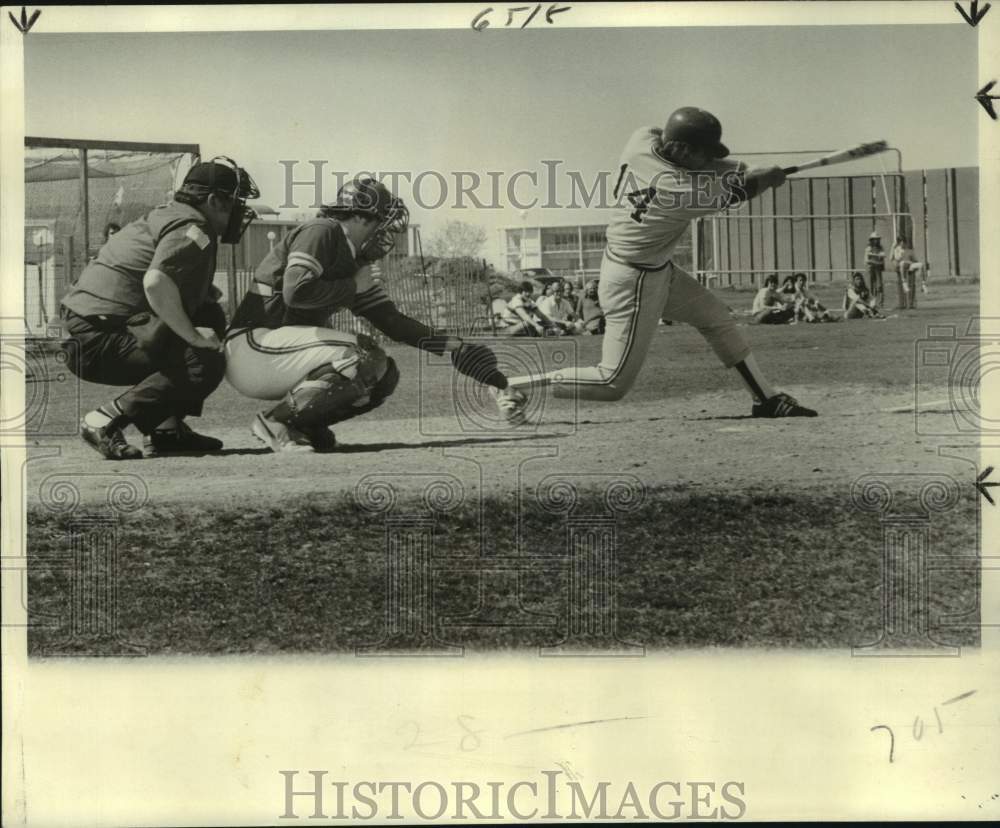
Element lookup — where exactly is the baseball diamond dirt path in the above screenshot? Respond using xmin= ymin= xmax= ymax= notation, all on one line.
xmin=20 ymin=287 xmax=981 ymax=509
xmin=24 ymin=383 xmax=972 ymax=508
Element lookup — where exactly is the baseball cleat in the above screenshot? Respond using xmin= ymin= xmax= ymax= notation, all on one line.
xmin=252 ymin=413 xmax=315 ymax=453
xmin=752 ymin=393 xmax=818 ymax=418
xmin=492 ymin=386 xmax=528 ymax=426
xmin=81 ymin=420 xmax=143 ymax=460
xmin=143 ymin=421 xmax=223 ymax=457
xmin=301 ymin=425 xmax=337 ymax=453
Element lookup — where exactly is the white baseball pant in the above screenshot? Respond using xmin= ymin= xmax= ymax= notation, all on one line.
xmin=508 ymin=253 xmax=750 ymax=401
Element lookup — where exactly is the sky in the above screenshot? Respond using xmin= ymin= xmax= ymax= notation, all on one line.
xmin=25 ymin=24 xmax=978 ymax=265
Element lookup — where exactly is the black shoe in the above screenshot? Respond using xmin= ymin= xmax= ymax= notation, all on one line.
xmin=301 ymin=425 xmax=338 ymax=452
xmin=81 ymin=420 xmax=143 ymax=460
xmin=143 ymin=421 xmax=223 ymax=457
xmin=752 ymin=393 xmax=818 ymax=418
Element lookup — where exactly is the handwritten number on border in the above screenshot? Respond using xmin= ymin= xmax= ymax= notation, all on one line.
xmin=473 ymin=4 xmax=571 ymax=31
xmin=870 ymin=725 xmax=895 ymax=763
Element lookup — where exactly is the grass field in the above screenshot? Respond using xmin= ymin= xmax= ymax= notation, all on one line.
xmin=24 ymin=282 xmax=982 ymax=655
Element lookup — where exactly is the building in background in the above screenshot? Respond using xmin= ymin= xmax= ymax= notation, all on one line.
xmin=499 ymin=221 xmax=694 ymax=284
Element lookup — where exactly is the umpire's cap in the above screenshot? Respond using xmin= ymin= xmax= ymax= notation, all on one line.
xmin=662 ymin=107 xmax=729 ymax=158
xmin=180 ymin=157 xmax=259 ymax=202
xmin=183 ymin=161 xmax=239 ymax=193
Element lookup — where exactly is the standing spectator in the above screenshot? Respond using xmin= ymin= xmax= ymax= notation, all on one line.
xmin=576 ymin=279 xmax=605 ymax=334
xmin=865 ymin=232 xmax=886 ymax=307
xmin=751 ymin=274 xmax=795 ymax=324
xmin=843 ymin=271 xmax=884 ymax=319
xmin=891 ymin=236 xmax=925 ymax=309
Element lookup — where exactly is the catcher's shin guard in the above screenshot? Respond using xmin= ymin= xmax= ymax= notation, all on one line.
xmin=265 ymin=336 xmax=394 ymax=429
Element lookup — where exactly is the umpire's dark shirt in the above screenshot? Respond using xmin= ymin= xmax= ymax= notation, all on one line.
xmin=61 ymin=202 xmax=218 ymax=320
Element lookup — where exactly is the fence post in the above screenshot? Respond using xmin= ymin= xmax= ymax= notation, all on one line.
xmin=949 ymin=167 xmax=960 ymax=277
xmin=921 ymin=170 xmax=930 ymax=277
xmin=79 ymin=148 xmax=90 ymax=262
xmin=62 ymin=235 xmax=75 ymax=293
xmin=227 ymin=245 xmax=238 ymax=313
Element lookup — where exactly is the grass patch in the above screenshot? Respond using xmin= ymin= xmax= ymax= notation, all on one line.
xmin=27 ymin=488 xmax=980 ymax=655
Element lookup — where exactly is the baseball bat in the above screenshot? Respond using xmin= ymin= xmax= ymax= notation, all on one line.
xmin=781 ymin=141 xmax=888 ymax=175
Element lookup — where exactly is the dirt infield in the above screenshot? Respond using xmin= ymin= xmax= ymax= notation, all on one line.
xmin=24 ymin=284 xmax=980 ymax=507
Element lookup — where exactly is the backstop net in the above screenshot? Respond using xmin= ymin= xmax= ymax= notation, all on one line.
xmin=25 ymin=138 xmax=199 ymax=336
xmin=694 ymin=147 xmax=911 ymax=288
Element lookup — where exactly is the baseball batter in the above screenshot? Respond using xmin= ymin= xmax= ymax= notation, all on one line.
xmin=224 ymin=177 xmax=527 ymax=452
xmin=507 ymin=107 xmax=818 ymax=419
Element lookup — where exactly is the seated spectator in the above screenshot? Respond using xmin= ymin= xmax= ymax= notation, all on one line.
xmin=576 ymin=280 xmax=605 ymax=335
xmin=563 ymin=280 xmax=578 ymax=306
xmin=792 ymin=272 xmax=836 ymax=322
xmin=537 ymin=281 xmax=582 ymax=334
xmin=751 ymin=274 xmax=795 ymax=324
xmin=503 ymin=281 xmax=550 ymax=336
xmin=779 ymin=275 xmax=797 ymax=296
xmin=843 ymin=271 xmax=885 ymax=319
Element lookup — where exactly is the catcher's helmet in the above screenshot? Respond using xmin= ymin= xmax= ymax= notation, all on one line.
xmin=662 ymin=107 xmax=729 ymax=158
xmin=321 ymin=177 xmax=409 ymax=263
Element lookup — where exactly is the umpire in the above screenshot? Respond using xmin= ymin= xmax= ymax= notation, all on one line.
xmin=60 ymin=156 xmax=259 ymax=460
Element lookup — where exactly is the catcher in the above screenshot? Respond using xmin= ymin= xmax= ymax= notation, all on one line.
xmin=224 ymin=177 xmax=527 ymax=452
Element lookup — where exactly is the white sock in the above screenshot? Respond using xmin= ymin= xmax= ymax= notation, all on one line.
xmin=155 ymin=416 xmax=180 ymax=431
xmin=734 ymin=353 xmax=777 ymax=404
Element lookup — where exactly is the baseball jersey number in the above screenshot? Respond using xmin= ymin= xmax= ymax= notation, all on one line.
xmin=613 ymin=164 xmax=655 ymax=223
xmin=625 ymin=187 xmax=656 ymax=224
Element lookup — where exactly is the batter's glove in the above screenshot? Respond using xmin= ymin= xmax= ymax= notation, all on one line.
xmin=450 ymin=342 xmax=505 ymax=387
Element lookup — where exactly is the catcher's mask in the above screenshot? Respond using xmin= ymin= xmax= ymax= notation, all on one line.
xmin=180 ymin=156 xmax=260 ymax=244
xmin=320 ymin=177 xmax=409 ymax=264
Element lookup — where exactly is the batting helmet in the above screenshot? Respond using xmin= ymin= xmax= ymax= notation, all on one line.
xmin=869 ymin=231 xmax=881 ymax=240
xmin=321 ymin=177 xmax=410 ymax=263
xmin=662 ymin=107 xmax=729 ymax=158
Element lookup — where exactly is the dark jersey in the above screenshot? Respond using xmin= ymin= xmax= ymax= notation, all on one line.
xmin=61 ymin=202 xmax=217 ymax=319
xmin=229 ymin=217 xmax=393 ymax=331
